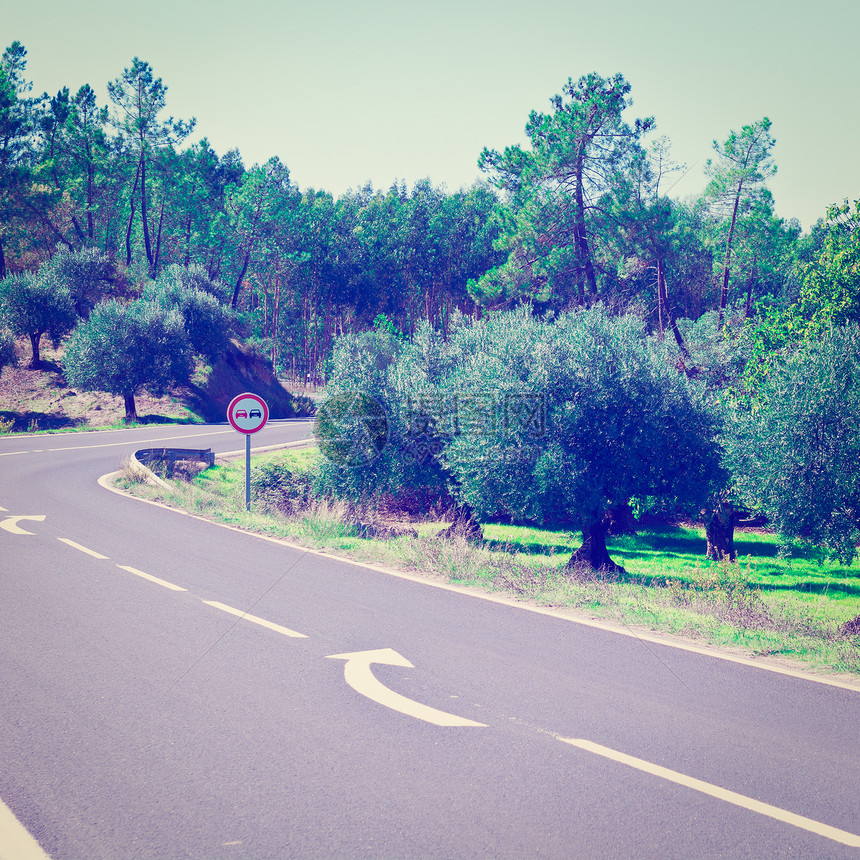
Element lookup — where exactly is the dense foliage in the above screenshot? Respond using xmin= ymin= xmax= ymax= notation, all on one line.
xmin=63 ymin=299 xmax=192 ymax=421
xmin=317 ymin=306 xmax=722 ymax=571
xmin=142 ymin=264 xmax=235 ymax=362
xmin=0 ymin=268 xmax=76 ymax=367
xmin=0 ymin=44 xmax=808 ymax=382
xmin=725 ymin=325 xmax=860 ymax=563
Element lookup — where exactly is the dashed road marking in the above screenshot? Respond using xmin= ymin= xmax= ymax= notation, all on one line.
xmin=58 ymin=538 xmax=109 ymax=559
xmin=202 ymin=600 xmax=308 ymax=638
xmin=116 ymin=565 xmax=187 ymax=592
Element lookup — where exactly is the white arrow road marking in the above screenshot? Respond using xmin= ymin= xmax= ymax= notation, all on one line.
xmin=560 ymin=738 xmax=860 ymax=848
xmin=326 ymin=648 xmax=487 ymax=727
xmin=0 ymin=515 xmax=46 ymax=535
xmin=202 ymin=601 xmax=308 ymax=638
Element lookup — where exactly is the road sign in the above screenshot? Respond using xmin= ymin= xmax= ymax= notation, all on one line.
xmin=227 ymin=393 xmax=269 ymax=434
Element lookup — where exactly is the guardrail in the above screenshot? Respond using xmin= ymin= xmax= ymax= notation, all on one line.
xmin=132 ymin=448 xmax=215 ymax=486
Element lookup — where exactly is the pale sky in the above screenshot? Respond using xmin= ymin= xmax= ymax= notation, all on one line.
xmin=4 ymin=0 xmax=859 ymax=229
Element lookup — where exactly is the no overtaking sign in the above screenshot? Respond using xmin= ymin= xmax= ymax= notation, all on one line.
xmin=228 ymin=393 xmax=269 ymax=434
xmin=227 ymin=392 xmax=269 ymax=510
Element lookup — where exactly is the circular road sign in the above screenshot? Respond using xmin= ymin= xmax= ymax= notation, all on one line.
xmin=227 ymin=392 xmax=269 ymax=434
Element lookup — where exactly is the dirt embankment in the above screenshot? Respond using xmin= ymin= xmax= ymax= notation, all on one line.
xmin=0 ymin=338 xmax=313 ymax=431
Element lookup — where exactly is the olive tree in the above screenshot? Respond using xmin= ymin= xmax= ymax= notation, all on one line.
xmin=315 ymin=306 xmax=720 ymax=571
xmin=313 ymin=323 xmax=451 ymax=509
xmin=63 ymin=299 xmax=192 ymax=422
xmin=0 ymin=269 xmax=77 ymax=368
xmin=42 ymin=247 xmax=113 ymax=317
xmin=724 ymin=324 xmax=860 ymax=564
xmin=441 ymin=306 xmax=721 ymax=572
xmin=143 ymin=264 xmax=234 ymax=362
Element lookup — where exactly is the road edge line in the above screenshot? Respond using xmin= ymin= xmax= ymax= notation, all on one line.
xmin=97 ymin=471 xmax=860 ymax=694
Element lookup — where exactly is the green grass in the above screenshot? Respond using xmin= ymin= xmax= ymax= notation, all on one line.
xmin=117 ymin=449 xmax=860 ymax=678
xmin=0 ymin=413 xmax=205 ymax=435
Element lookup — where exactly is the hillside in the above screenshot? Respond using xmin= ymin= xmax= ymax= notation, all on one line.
xmin=0 ymin=338 xmax=313 ymax=432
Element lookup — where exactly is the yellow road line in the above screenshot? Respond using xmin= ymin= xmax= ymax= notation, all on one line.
xmin=202 ymin=600 xmax=308 ymax=638
xmin=58 ymin=538 xmax=109 ymax=559
xmin=560 ymin=737 xmax=860 ymax=848
xmin=116 ymin=565 xmax=187 ymax=592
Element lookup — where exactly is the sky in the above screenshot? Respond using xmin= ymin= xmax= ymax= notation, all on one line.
xmin=4 ymin=0 xmax=859 ymax=230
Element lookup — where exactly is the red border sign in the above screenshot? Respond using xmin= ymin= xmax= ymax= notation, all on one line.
xmin=227 ymin=392 xmax=269 ymax=434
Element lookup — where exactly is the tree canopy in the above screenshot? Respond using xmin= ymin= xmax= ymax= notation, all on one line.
xmin=725 ymin=325 xmax=860 ymax=564
xmin=0 ymin=267 xmax=77 ymax=367
xmin=62 ymin=299 xmax=192 ymax=421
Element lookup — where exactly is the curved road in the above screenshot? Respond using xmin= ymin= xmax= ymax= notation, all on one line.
xmin=1 ymin=421 xmax=859 ymax=859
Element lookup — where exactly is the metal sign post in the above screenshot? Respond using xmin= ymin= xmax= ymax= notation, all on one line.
xmin=226 ymin=392 xmax=269 ymax=512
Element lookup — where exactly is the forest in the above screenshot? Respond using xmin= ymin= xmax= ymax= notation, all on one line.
xmin=2 ymin=42 xmax=860 ymax=581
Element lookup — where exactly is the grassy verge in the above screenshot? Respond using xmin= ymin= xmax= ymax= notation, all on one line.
xmin=115 ymin=449 xmax=860 ymax=678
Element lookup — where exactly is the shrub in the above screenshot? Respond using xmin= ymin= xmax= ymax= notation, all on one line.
xmin=250 ymin=460 xmax=313 ymax=516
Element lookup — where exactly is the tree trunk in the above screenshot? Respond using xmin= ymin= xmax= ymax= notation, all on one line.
xmin=658 ymin=261 xmax=691 ymax=363
xmin=717 ymin=182 xmax=743 ymax=331
xmin=125 ymin=158 xmax=142 ymax=266
xmin=606 ymin=502 xmax=637 ymax=536
xmin=70 ymin=213 xmax=87 ymax=245
xmin=744 ymin=257 xmax=757 ymax=320
xmin=123 ymin=392 xmax=138 ymax=423
xmin=574 ymin=160 xmax=598 ymax=300
xmin=567 ymin=515 xmax=626 ymax=575
xmin=705 ymin=499 xmax=738 ymax=562
xmin=657 ymin=260 xmax=698 ymax=379
xmin=152 ymin=200 xmax=165 ymax=275
xmin=28 ymin=332 xmax=42 ymax=369
xmin=184 ymin=212 xmax=193 ymax=267
xmin=140 ymin=154 xmax=154 ymax=267
xmin=85 ymin=157 xmax=95 ymax=241
xmin=440 ymin=502 xmax=483 ymax=542
xmin=232 ymin=250 xmax=251 ymax=309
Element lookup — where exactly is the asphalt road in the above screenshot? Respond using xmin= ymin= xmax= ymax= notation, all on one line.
xmin=1 ymin=421 xmax=859 ymax=859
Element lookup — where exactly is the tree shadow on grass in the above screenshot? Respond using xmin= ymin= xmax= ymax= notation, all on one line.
xmin=0 ymin=409 xmax=199 ymax=433
xmin=482 ymin=538 xmax=573 ymax=555
xmin=127 ymin=414 xmax=200 ymax=426
xmin=0 ymin=410 xmax=84 ymax=431
xmin=757 ymin=579 xmax=860 ymax=596
xmin=615 ymin=530 xmax=707 ymax=556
